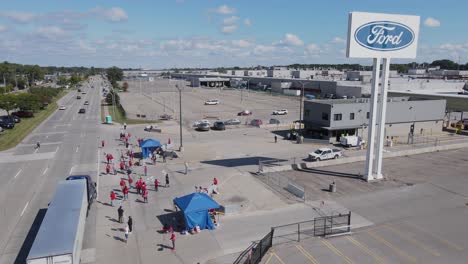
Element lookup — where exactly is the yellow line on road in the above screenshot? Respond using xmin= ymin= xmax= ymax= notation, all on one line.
xmin=296 ymin=245 xmax=320 ymax=264
xmin=321 ymin=239 xmax=354 ymax=264
xmin=265 ymin=253 xmax=274 ymax=264
xmin=384 ymin=224 xmax=441 ymax=257
xmin=405 ymin=222 xmax=464 ymax=251
xmin=367 ymin=231 xmax=417 ymax=263
xmin=347 ymin=236 xmax=386 ymax=264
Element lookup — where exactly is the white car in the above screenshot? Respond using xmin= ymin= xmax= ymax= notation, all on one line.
xmin=204 ymin=99 xmax=219 ymax=105
xmin=59 ymin=106 xmax=67 ymax=110
xmin=273 ymin=109 xmax=288 ymax=115
xmin=308 ymin=148 xmax=342 ymax=161
xmin=193 ymin=120 xmax=211 ymax=127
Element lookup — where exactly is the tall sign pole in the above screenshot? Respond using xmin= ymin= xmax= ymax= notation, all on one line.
xmin=347 ymin=12 xmax=420 ymax=181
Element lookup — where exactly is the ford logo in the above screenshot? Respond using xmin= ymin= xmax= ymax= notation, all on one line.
xmin=354 ymin=21 xmax=415 ymax=51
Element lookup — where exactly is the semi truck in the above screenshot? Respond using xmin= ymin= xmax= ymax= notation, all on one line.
xmin=26 ymin=179 xmax=89 ymax=264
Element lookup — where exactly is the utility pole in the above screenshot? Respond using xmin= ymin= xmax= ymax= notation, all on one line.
xmin=176 ymin=84 xmax=183 ymax=152
xmin=298 ymin=81 xmax=305 ymax=135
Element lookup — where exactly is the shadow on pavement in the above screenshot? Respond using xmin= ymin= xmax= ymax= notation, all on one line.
xmin=201 ymin=156 xmax=288 ymax=167
xmin=156 ymin=211 xmax=185 ymax=232
xmin=14 ymin=208 xmax=47 ymax=264
xmin=297 ymin=167 xmax=363 ymax=179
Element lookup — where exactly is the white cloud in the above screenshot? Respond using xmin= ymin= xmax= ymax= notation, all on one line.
xmin=232 ymin=39 xmax=252 ymax=48
xmin=36 ymin=26 xmax=66 ymax=39
xmin=424 ymin=17 xmax=440 ymax=27
xmin=221 ymin=24 xmax=238 ymax=34
xmin=275 ymin=33 xmax=304 ymax=46
xmin=213 ymin=4 xmax=236 ymax=15
xmin=79 ymin=40 xmax=96 ymax=53
xmin=0 ymin=25 xmax=7 ymax=32
xmin=223 ymin=16 xmax=239 ymax=25
xmin=91 ymin=7 xmax=128 ymax=22
xmin=160 ymin=39 xmax=193 ymax=50
xmin=331 ymin=37 xmax=346 ymax=44
xmin=254 ymin=45 xmax=275 ymax=54
xmin=306 ymin=43 xmax=321 ymax=54
xmin=0 ymin=11 xmax=36 ymax=23
xmin=244 ymin=18 xmax=252 ymax=27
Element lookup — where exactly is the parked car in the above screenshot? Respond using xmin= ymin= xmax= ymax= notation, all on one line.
xmin=340 ymin=135 xmax=361 ymax=147
xmin=193 ymin=120 xmax=211 ymax=127
xmin=238 ymin=110 xmax=252 ymax=116
xmin=224 ymin=119 xmax=241 ymax=125
xmin=0 ymin=118 xmax=15 ymax=129
xmin=212 ymin=121 xmax=226 ymax=130
xmin=12 ymin=111 xmax=34 ymax=118
xmin=1 ymin=115 xmax=20 ymax=123
xmin=308 ymin=148 xmax=342 ymax=161
xmin=76 ymin=95 xmax=81 ymax=99
xmin=269 ymin=118 xmax=280 ymax=124
xmin=59 ymin=106 xmax=67 ymax=110
xmin=160 ymin=114 xmax=173 ymax=120
xmin=250 ymin=119 xmax=263 ymax=126
xmin=84 ymin=101 xmax=89 ymax=105
xmin=272 ymin=109 xmax=288 ymax=115
xmin=196 ymin=123 xmax=210 ymax=131
xmin=78 ymin=108 xmax=86 ymax=114
xmin=204 ymin=99 xmax=219 ymax=105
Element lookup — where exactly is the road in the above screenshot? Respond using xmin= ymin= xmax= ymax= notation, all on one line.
xmin=0 ymin=76 xmax=104 ymax=264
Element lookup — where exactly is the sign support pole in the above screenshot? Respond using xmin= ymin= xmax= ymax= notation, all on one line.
xmin=365 ymin=57 xmax=381 ymax=181
xmin=375 ymin=58 xmax=391 ymax=178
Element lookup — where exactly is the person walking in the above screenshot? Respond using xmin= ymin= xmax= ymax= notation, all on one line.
xmin=120 ymin=161 xmax=125 ymax=172
xmin=184 ymin=162 xmax=189 ymax=175
xmin=120 ymin=179 xmax=126 ymax=192
xmin=35 ymin=141 xmax=41 ymax=150
xmin=101 ymin=140 xmax=105 ymax=148
xmin=170 ymin=232 xmax=176 ymax=250
xmin=123 ymin=122 xmax=127 ymax=130
xmin=124 ymin=224 xmax=129 ymax=243
xmin=127 ymin=216 xmax=133 ymax=233
xmin=274 ymin=135 xmax=277 ymax=143
xmin=110 ymin=191 xmax=116 ymax=207
xmin=106 ymin=164 xmax=111 ymax=174
xmin=213 ymin=177 xmax=218 ymax=185
xmin=154 ymin=178 xmax=159 ymax=192
xmin=128 ymin=176 xmax=133 ymax=189
xmin=123 ymin=185 xmax=129 ymax=200
xmin=165 ymin=173 xmax=170 ymax=188
xmin=118 ymin=206 xmax=124 ymax=223
xmin=141 ymin=182 xmax=147 ymax=195
xmin=144 ymin=165 xmax=147 ymax=177
xmin=162 ymin=152 xmax=166 ymax=163
xmin=136 ymin=179 xmax=141 ymax=194
xmin=143 ymin=189 xmax=148 ymax=203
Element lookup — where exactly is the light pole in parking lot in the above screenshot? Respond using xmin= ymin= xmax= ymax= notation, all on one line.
xmin=298 ymin=81 xmax=305 ymax=134
xmin=176 ymin=84 xmax=183 ymax=152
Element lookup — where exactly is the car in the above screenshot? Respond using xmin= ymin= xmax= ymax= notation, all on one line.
xmin=78 ymin=108 xmax=86 ymax=114
xmin=1 ymin=115 xmax=20 ymax=123
xmin=193 ymin=120 xmax=211 ymax=127
xmin=76 ymin=96 xmax=81 ymax=99
xmin=224 ymin=119 xmax=241 ymax=125
xmin=308 ymin=148 xmax=342 ymax=161
xmin=196 ymin=123 xmax=210 ymax=131
xmin=160 ymin=114 xmax=173 ymax=120
xmin=84 ymin=101 xmax=89 ymax=105
xmin=59 ymin=106 xmax=67 ymax=110
xmin=212 ymin=121 xmax=226 ymax=130
xmin=272 ymin=109 xmax=288 ymax=115
xmin=204 ymin=99 xmax=219 ymax=105
xmin=12 ymin=111 xmax=34 ymax=118
xmin=0 ymin=118 xmax=15 ymax=129
xmin=269 ymin=118 xmax=280 ymax=124
xmin=250 ymin=119 xmax=263 ymax=126
xmin=81 ymin=92 xmax=86 ymax=94
xmin=78 ymin=89 xmax=82 ymax=92
xmin=238 ymin=110 xmax=252 ymax=116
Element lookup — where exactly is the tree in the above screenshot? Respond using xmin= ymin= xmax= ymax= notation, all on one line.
xmin=122 ymin=82 xmax=129 ymax=92
xmin=57 ymin=76 xmax=68 ymax=85
xmin=0 ymin=94 xmax=18 ymax=115
xmin=69 ymin=74 xmax=82 ymax=85
xmin=15 ymin=93 xmax=41 ymax=111
xmin=106 ymin=67 xmax=123 ymax=85
xmin=430 ymin=59 xmax=458 ymax=70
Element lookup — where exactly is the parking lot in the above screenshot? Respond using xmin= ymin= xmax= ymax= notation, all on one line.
xmin=119 ymin=79 xmax=301 ymax=128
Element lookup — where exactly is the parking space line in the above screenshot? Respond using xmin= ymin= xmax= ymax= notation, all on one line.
xmin=20 ymin=202 xmax=29 ymax=216
xmin=347 ymin=237 xmax=386 ymax=264
xmin=265 ymin=252 xmax=286 ymax=264
xmin=295 ymin=245 xmax=320 ymax=264
xmin=367 ymin=231 xmax=417 ymax=263
xmin=384 ymin=224 xmax=441 ymax=257
xmin=14 ymin=169 xmax=22 ymax=179
xmin=321 ymin=239 xmax=354 ymax=264
xmin=404 ymin=222 xmax=464 ymax=251
xmin=42 ymin=167 xmax=48 ymax=175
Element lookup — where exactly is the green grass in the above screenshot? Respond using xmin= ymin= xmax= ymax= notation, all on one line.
xmin=105 ymin=103 xmax=159 ymax=125
xmin=0 ymin=91 xmax=67 ymax=151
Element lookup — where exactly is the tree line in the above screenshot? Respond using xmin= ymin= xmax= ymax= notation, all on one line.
xmin=0 ymin=87 xmax=63 ymax=115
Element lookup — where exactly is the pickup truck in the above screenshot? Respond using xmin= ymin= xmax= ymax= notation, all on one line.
xmin=308 ymin=148 xmax=342 ymax=161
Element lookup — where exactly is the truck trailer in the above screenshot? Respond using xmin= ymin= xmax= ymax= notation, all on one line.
xmin=26 ymin=180 xmax=88 ymax=264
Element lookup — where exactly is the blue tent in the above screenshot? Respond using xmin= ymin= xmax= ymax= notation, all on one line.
xmin=174 ymin=193 xmax=220 ymax=230
xmin=139 ymin=139 xmax=161 ymax=158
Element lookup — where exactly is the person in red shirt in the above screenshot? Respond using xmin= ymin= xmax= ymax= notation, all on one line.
xmin=170 ymin=232 xmax=176 ymax=250
xmin=141 ymin=182 xmax=147 ymax=194
xmin=136 ymin=179 xmax=141 ymax=194
xmin=129 ymin=159 xmax=133 ymax=167
xmin=213 ymin=177 xmax=218 ymax=185
xmin=120 ymin=179 xmax=126 ymax=191
xmin=143 ymin=189 xmax=148 ymax=203
xmin=123 ymin=186 xmax=129 ymax=200
xmin=105 ymin=164 xmax=110 ymax=174
xmin=120 ymin=161 xmax=125 ymax=171
xmin=106 ymin=154 xmax=110 ymax=164
xmin=154 ymin=179 xmax=159 ymax=192
xmin=110 ymin=191 xmax=116 ymax=207
xmin=128 ymin=176 xmax=133 ymax=188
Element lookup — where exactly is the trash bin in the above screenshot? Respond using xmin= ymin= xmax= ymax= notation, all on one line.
xmin=105 ymin=115 xmax=113 ymax=124
xmin=329 ymin=183 xmax=336 ymax=193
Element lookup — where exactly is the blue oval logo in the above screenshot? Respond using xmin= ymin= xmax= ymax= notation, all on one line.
xmin=354 ymin=21 xmax=415 ymax=51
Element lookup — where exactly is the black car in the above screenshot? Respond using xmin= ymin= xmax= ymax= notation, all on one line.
xmin=1 ymin=115 xmax=20 ymax=123
xmin=77 ymin=96 xmax=81 ymax=99
xmin=78 ymin=108 xmax=86 ymax=114
xmin=0 ymin=118 xmax=15 ymax=129
xmin=212 ymin=121 xmax=226 ymax=130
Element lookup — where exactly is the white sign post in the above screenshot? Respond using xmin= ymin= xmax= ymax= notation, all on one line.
xmin=347 ymin=12 xmax=420 ymax=181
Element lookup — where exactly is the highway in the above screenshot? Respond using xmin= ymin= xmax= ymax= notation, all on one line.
xmin=0 ymin=76 xmax=105 ymax=264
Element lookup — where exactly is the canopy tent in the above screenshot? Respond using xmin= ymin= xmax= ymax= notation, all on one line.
xmin=174 ymin=193 xmax=220 ymax=230
xmin=139 ymin=139 xmax=161 ymax=158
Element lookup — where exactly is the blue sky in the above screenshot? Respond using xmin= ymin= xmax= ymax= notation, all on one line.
xmin=0 ymin=0 xmax=466 ymax=68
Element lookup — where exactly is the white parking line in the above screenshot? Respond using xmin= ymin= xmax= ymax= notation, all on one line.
xmin=14 ymin=169 xmax=22 ymax=179
xmin=42 ymin=167 xmax=48 ymax=175
xmin=56 ymin=146 xmax=60 ymax=152
xmin=69 ymin=167 xmax=73 ymax=175
xmin=75 ymin=146 xmax=79 ymax=153
xmin=20 ymin=202 xmax=29 ymax=216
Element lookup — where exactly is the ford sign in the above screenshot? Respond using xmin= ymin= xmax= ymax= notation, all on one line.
xmin=354 ymin=21 xmax=415 ymax=51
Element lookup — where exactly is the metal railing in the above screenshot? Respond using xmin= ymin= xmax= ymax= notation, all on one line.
xmin=233 ymin=230 xmax=274 ymax=264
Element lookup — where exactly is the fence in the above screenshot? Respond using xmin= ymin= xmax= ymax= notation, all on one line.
xmin=255 ymin=163 xmax=306 ymax=202
xmin=233 ymin=212 xmax=352 ymax=264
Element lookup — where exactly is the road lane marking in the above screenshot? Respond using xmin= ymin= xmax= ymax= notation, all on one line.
xmin=96 ymin=149 xmax=100 ymax=199
xmin=76 ymin=146 xmax=79 ymax=153
xmin=367 ymin=231 xmax=417 ymax=263
xmin=14 ymin=169 xmax=22 ymax=179
xmin=404 ymin=222 xmax=464 ymax=251
xmin=321 ymin=239 xmax=354 ymax=264
xmin=42 ymin=167 xmax=48 ymax=175
xmin=20 ymin=202 xmax=29 ymax=216
xmin=347 ymin=237 xmax=386 ymax=264
xmin=296 ymin=245 xmax=320 ymax=264
xmin=384 ymin=224 xmax=441 ymax=257
xmin=268 ymin=252 xmax=286 ymax=264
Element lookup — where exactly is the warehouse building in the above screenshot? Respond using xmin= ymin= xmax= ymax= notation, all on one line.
xmin=303 ymin=97 xmax=446 ymax=143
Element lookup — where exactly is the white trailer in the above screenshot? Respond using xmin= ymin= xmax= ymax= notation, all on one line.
xmin=27 ymin=180 xmax=88 ymax=264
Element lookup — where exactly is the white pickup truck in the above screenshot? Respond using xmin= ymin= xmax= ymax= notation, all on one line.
xmin=308 ymin=148 xmax=343 ymax=161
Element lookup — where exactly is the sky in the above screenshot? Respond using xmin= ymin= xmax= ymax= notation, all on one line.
xmin=0 ymin=0 xmax=467 ymax=69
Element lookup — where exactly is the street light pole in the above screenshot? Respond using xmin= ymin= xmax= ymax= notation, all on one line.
xmin=298 ymin=81 xmax=305 ymax=134
xmin=176 ymin=84 xmax=183 ymax=152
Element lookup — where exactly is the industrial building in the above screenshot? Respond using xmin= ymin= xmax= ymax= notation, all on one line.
xmin=303 ymin=97 xmax=446 ymax=143
xmin=192 ymin=77 xmax=230 ymax=88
